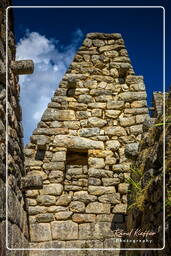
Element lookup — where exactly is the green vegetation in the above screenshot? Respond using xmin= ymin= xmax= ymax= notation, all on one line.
xmin=127 ymin=167 xmax=153 ymax=211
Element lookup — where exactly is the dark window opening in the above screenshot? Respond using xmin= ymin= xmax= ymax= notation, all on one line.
xmin=35 ymin=149 xmax=45 ymax=161
xmin=66 ymin=150 xmax=88 ymax=165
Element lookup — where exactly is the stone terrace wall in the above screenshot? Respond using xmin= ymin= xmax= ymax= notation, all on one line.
xmin=126 ymin=91 xmax=171 ymax=255
xmin=0 ymin=1 xmax=29 ymax=255
xmin=24 ymin=32 xmax=149 ymax=255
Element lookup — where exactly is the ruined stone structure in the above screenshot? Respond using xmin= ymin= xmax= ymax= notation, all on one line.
xmin=0 ymin=1 xmax=33 ymax=255
xmin=1 ymin=1 xmax=170 ymax=256
xmin=23 ymin=32 xmax=149 ymax=253
xmin=126 ymin=91 xmax=171 ymax=256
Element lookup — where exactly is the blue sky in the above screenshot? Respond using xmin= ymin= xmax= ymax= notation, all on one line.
xmin=12 ymin=0 xmax=170 ymax=144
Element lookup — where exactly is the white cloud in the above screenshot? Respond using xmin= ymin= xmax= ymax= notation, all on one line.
xmin=16 ymin=29 xmax=84 ymax=144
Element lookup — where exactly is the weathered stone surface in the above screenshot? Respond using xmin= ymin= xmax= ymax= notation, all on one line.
xmin=129 ymin=124 xmax=143 ymax=135
xmin=83 ymin=38 xmax=92 ymax=47
xmin=56 ymin=194 xmax=72 ymax=206
xmin=86 ymin=202 xmax=110 ymax=213
xmin=28 ymin=206 xmax=47 ymax=215
xmin=112 ymin=163 xmax=131 ymax=172
xmin=105 ymin=110 xmax=121 ymax=118
xmin=79 ymin=222 xmax=114 ymax=239
xmin=54 ymin=135 xmax=104 ymax=150
xmin=30 ymin=223 xmax=51 ymax=241
xmin=51 ymin=221 xmax=78 ymax=240
xmin=42 ymin=109 xmax=76 ymax=121
xmin=125 ymin=107 xmax=148 ymax=114
xmin=98 ymin=193 xmax=120 ymax=204
xmin=99 ymin=45 xmax=116 ymax=52
xmin=89 ymin=168 xmax=113 ymax=178
xmin=106 ymin=140 xmax=120 ymax=150
xmin=87 ymin=32 xmax=121 ymax=39
xmin=73 ymin=191 xmax=97 ymax=203
xmin=88 ymin=157 xmax=105 ymax=168
xmin=64 ymin=121 xmax=80 ymax=129
xmin=102 ymin=178 xmax=120 ymax=186
xmin=88 ymin=186 xmax=116 ymax=196
xmin=43 ymin=162 xmax=65 ymax=171
xmin=79 ymin=128 xmax=100 ymax=137
xmin=107 ymin=100 xmax=124 ymax=109
xmin=49 ymin=171 xmax=64 ymax=182
xmin=55 ymin=211 xmax=73 ymax=220
xmin=36 ymin=213 xmax=54 ymax=223
xmin=88 ymin=117 xmax=107 ymax=127
xmin=21 ymin=175 xmax=43 ymax=190
xmin=72 ymin=213 xmax=96 ymax=223
xmin=88 ymin=149 xmax=113 ymax=158
xmin=41 ymin=184 xmax=63 ymax=196
xmin=105 ymin=126 xmax=127 ymax=136
xmin=119 ymin=91 xmax=147 ymax=101
xmin=52 ymin=151 xmax=66 ymax=162
xmin=119 ymin=116 xmax=135 ymax=127
xmin=112 ymin=203 xmax=127 ymax=214
xmin=118 ymin=183 xmax=129 ymax=194
xmin=69 ymin=201 xmax=85 ymax=212
xmin=88 ymin=177 xmax=101 ymax=186
xmin=37 ymin=195 xmax=56 ymax=206
xmin=125 ymin=143 xmax=139 ymax=158
xmin=78 ymin=94 xmax=94 ymax=103
xmin=131 ymin=100 xmax=147 ymax=108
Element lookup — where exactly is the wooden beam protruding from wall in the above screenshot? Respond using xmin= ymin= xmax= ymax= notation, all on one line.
xmin=11 ymin=60 xmax=34 ymax=75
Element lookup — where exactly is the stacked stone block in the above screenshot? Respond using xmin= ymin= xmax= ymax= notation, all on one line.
xmin=24 ymin=32 xmax=149 ymax=251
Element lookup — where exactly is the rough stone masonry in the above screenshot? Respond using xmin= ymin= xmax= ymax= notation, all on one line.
xmin=23 ymin=32 xmax=149 ymax=254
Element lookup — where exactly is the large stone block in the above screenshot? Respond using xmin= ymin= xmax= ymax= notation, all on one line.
xmin=106 ymin=140 xmax=120 ymax=150
xmin=52 ymin=151 xmax=66 ymax=162
xmin=112 ymin=204 xmax=127 ymax=214
xmin=118 ymin=183 xmax=129 ymax=194
xmin=105 ymin=110 xmax=121 ymax=118
xmin=88 ymin=168 xmax=113 ymax=178
xmin=37 ymin=195 xmax=56 ymax=206
xmin=42 ymin=109 xmax=76 ymax=121
xmin=72 ymin=213 xmax=96 ymax=223
xmin=119 ymin=91 xmax=147 ymax=101
xmin=79 ymin=128 xmax=100 ymax=137
xmin=98 ymin=193 xmax=120 ymax=204
xmin=88 ymin=186 xmax=116 ymax=196
xmin=105 ymin=126 xmax=127 ymax=136
xmin=41 ymin=184 xmax=63 ymax=196
xmin=86 ymin=202 xmax=110 ymax=214
xmin=107 ymin=100 xmax=124 ymax=109
xmin=51 ymin=221 xmax=78 ymax=240
xmin=88 ymin=157 xmax=105 ymax=168
xmin=69 ymin=201 xmax=85 ymax=212
xmin=43 ymin=162 xmax=65 ymax=171
xmin=73 ymin=191 xmax=97 ymax=203
xmin=119 ymin=116 xmax=135 ymax=127
xmin=88 ymin=117 xmax=107 ymax=127
xmin=21 ymin=175 xmax=43 ymax=190
xmin=53 ymin=135 xmax=104 ymax=150
xmin=30 ymin=223 xmax=51 ymax=242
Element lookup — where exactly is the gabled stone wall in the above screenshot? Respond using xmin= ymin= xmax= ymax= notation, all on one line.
xmin=24 ymin=33 xmax=149 ymax=253
xmin=0 ymin=1 xmax=29 ymax=255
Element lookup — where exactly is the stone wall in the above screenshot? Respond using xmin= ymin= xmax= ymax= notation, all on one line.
xmin=0 ymin=1 xmax=29 ymax=255
xmin=23 ymin=32 xmax=149 ymax=254
xmin=126 ymin=90 xmax=171 ymax=255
